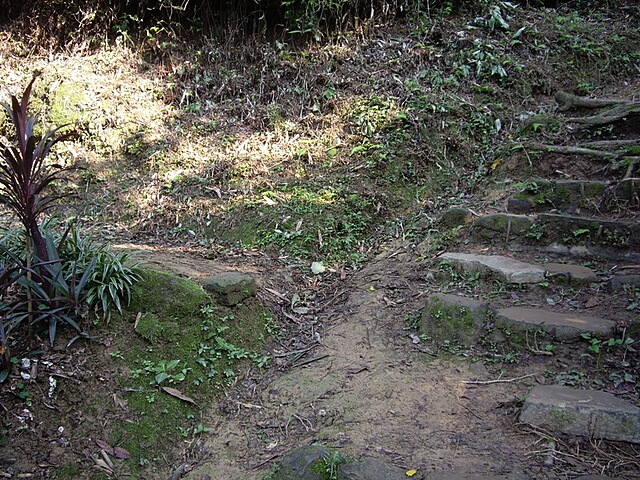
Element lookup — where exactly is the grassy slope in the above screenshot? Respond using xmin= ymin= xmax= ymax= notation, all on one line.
xmin=1 ymin=5 xmax=638 ymax=265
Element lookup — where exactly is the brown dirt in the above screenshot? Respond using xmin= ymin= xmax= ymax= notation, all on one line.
xmin=150 ymin=243 xmax=638 ymax=480
xmin=1 ymin=239 xmax=639 ymax=479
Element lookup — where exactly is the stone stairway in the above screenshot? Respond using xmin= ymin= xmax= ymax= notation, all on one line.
xmin=419 ymin=104 xmax=640 ymax=476
xmin=421 ymin=252 xmax=639 ymax=449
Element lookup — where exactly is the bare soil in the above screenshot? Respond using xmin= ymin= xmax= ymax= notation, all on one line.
xmin=1 ymin=239 xmax=639 ymax=479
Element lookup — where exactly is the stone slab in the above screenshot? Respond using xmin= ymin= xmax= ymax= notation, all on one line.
xmin=520 ymin=385 xmax=640 ymax=444
xmin=200 ymin=271 xmax=257 ymax=306
xmin=438 ymin=252 xmax=546 ymax=284
xmin=610 ymin=275 xmax=640 ymax=292
xmin=496 ymin=306 xmax=615 ymax=340
xmin=339 ymin=458 xmax=408 ymax=480
xmin=544 ymin=263 xmax=598 ymax=283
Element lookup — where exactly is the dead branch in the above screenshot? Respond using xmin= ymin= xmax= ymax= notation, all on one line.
xmin=579 ymin=139 xmax=640 ymax=151
xmin=555 ymin=91 xmax=625 ymax=111
xmin=462 ymin=373 xmax=536 ymax=385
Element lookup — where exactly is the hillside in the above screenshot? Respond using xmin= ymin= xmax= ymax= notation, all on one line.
xmin=0 ymin=2 xmax=639 ymax=479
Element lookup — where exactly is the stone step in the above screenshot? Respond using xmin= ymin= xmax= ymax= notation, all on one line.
xmin=520 ymin=385 xmax=640 ymax=444
xmin=495 ymin=306 xmax=615 ymax=340
xmin=437 ymin=252 xmax=598 ymax=285
xmin=507 ymin=178 xmax=639 ymax=215
xmin=438 ymin=252 xmax=546 ymax=284
xmin=471 ymin=212 xmax=640 ymax=252
xmin=420 ymin=294 xmax=615 ymax=344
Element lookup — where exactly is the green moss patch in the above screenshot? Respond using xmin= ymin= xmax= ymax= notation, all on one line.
xmin=419 ymin=294 xmax=488 ymax=348
xmin=105 ymin=269 xmax=275 ymax=475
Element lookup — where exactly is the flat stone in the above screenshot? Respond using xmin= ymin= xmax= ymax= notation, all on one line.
xmin=520 ymin=385 xmax=640 ymax=444
xmin=200 ymin=271 xmax=257 ymax=306
xmin=339 ymin=458 xmax=408 ymax=480
xmin=438 ymin=252 xmax=546 ymax=284
xmin=496 ymin=306 xmax=615 ymax=340
xmin=544 ymin=262 xmax=598 ymax=283
xmin=610 ymin=275 xmax=640 ymax=292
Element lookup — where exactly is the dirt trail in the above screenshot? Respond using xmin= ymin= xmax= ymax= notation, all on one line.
xmin=181 ymin=246 xmax=548 ymax=480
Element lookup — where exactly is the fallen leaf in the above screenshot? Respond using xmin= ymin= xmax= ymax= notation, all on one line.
xmin=406 ymin=469 xmax=418 ymax=477
xmin=95 ymin=439 xmax=114 ymax=456
xmin=265 ymin=287 xmax=289 ymax=303
xmin=113 ymin=393 xmax=127 ymax=409
xmin=100 ymin=450 xmax=115 ymax=469
xmin=113 ymin=446 xmax=131 ymax=459
xmin=161 ymin=386 xmax=197 ymax=406
xmin=291 ymin=293 xmax=301 ymax=308
xmin=311 ymin=261 xmax=325 ymax=274
xmin=584 ymin=296 xmax=600 ymax=308
xmin=93 ymin=457 xmax=113 ymax=473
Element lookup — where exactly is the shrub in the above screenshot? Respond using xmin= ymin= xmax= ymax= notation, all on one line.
xmin=0 ymin=74 xmax=78 ymax=264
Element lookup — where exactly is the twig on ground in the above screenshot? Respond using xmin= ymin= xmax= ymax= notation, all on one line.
xmin=291 ymin=354 xmax=329 ymax=368
xmin=462 ymin=373 xmax=536 ymax=385
xmin=251 ymin=454 xmax=281 ymax=470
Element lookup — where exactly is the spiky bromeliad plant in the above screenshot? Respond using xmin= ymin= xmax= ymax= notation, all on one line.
xmin=0 ymin=74 xmax=78 ymax=264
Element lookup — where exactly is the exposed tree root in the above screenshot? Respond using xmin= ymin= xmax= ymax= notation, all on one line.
xmin=555 ymin=90 xmax=624 ymax=111
xmin=568 ymin=102 xmax=640 ymax=126
xmin=524 ymin=142 xmax=621 ymax=159
xmin=578 ymin=139 xmax=639 ymax=151
xmin=520 ymin=93 xmax=640 ymax=175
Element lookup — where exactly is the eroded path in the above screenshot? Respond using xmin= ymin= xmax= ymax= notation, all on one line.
xmin=179 ymin=245 xmax=549 ymax=480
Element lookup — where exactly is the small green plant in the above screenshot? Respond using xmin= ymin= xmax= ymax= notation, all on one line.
xmin=130 ymin=359 xmax=191 ymax=385
xmin=525 ymin=222 xmax=545 ymax=240
xmin=580 ymin=332 xmax=602 ymax=354
xmin=59 ymin=224 xmax=141 ymax=321
xmin=313 ymin=451 xmax=350 ymax=480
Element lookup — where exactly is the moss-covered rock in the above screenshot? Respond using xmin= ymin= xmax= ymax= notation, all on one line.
xmin=472 ymin=214 xmax=533 ymax=240
xmin=129 ymin=269 xmax=211 ymax=317
xmin=438 ymin=207 xmax=473 ymax=228
xmin=419 ymin=294 xmax=488 ymax=347
xmin=201 ymin=271 xmax=257 ymax=306
xmin=49 ymin=81 xmax=89 ymax=126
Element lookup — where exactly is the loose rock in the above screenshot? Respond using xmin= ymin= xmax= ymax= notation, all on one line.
xmin=495 ymin=306 xmax=615 ymax=340
xmin=200 ymin=271 xmax=257 ymax=306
